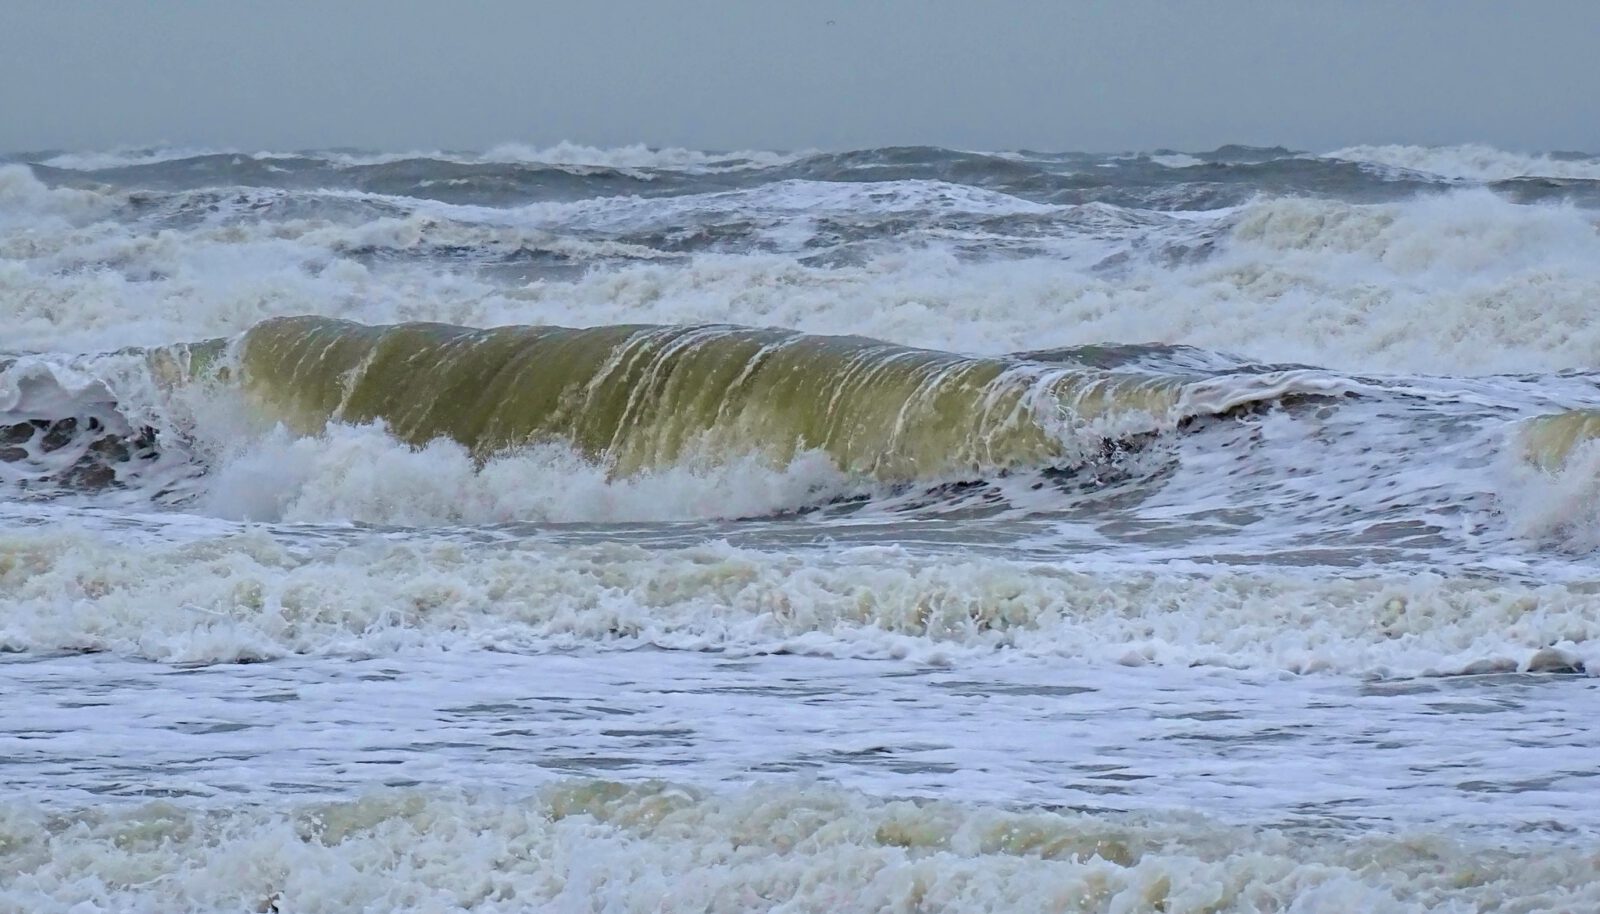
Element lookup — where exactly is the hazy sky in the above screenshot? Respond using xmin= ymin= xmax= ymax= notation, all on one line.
xmin=4 ymin=1 xmax=1597 ymax=154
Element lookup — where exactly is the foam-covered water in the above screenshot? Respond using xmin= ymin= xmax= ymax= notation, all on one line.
xmin=4 ymin=142 xmax=1600 ymax=911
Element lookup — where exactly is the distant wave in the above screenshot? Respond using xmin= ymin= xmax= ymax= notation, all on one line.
xmin=36 ymin=142 xmax=804 ymax=173
xmin=1326 ymin=143 xmax=1600 ymax=181
xmin=28 ymin=143 xmax=1600 ymax=214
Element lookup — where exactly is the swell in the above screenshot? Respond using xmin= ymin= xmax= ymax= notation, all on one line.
xmin=30 ymin=143 xmax=1600 ymax=210
xmin=229 ymin=316 xmax=1330 ymax=481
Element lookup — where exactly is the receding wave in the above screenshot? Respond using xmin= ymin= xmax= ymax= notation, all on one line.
xmin=229 ymin=316 xmax=1331 ymax=481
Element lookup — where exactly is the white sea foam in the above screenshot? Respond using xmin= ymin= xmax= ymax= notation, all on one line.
xmin=502 ymin=190 xmax=1600 ymax=373
xmin=8 ymin=157 xmax=1597 ymax=374
xmin=1505 ymin=447 xmax=1600 ymax=552
xmin=475 ymin=141 xmax=802 ymax=171
xmin=202 ymin=422 xmax=852 ymax=525
xmin=2 ymin=781 xmax=1595 ymax=914
xmin=500 ymin=176 xmax=1065 ymax=228
xmin=0 ymin=357 xmax=121 ymax=418
xmin=1148 ymin=153 xmax=1205 ymax=168
xmin=1326 ymin=143 xmax=1600 ymax=182
xmin=1502 ymin=414 xmax=1600 ymax=552
xmin=0 ymin=525 xmax=1593 ymax=672
xmin=0 ymin=164 xmax=118 ymax=230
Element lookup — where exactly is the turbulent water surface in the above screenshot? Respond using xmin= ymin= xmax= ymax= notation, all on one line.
xmin=4 ymin=142 xmax=1600 ymax=911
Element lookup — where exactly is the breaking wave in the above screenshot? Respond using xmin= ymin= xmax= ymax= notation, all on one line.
xmin=200 ymin=424 xmax=854 ymax=525
xmin=0 ymin=317 xmax=1337 ymax=523
xmin=1506 ymin=409 xmax=1600 ymax=550
xmin=229 ymin=317 xmax=1327 ymax=480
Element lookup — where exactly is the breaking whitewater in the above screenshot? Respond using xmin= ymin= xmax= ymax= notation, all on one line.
xmin=4 ymin=143 xmax=1600 ymax=912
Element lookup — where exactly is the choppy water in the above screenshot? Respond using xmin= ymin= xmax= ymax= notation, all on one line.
xmin=4 ymin=142 xmax=1600 ymax=911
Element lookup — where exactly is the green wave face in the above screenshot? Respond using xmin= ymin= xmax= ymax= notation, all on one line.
xmin=231 ymin=317 xmax=1195 ymax=479
xmin=1521 ymin=409 xmax=1600 ymax=471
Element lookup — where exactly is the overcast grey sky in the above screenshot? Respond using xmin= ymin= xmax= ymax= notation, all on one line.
xmin=3 ymin=1 xmax=1597 ymax=154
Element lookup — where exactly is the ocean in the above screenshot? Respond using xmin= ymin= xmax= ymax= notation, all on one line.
xmin=2 ymin=142 xmax=1599 ymax=911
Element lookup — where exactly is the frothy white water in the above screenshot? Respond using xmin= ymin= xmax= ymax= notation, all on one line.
xmin=499 ymin=189 xmax=1600 ymax=373
xmin=1326 ymin=143 xmax=1600 ymax=182
xmin=0 ymin=164 xmax=119 ymax=230
xmin=0 ymin=526 xmax=1594 ymax=672
xmin=8 ymin=158 xmax=1599 ymax=373
xmin=497 ymin=176 xmax=1070 ymax=231
xmin=3 ymin=781 xmax=1596 ymax=914
xmin=204 ymin=422 xmax=852 ymax=525
xmin=475 ymin=141 xmax=803 ymax=171
xmin=0 ymin=357 xmax=122 ymax=418
xmin=1504 ymin=417 xmax=1600 ymax=552
xmin=1147 ymin=152 xmax=1206 ymax=168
